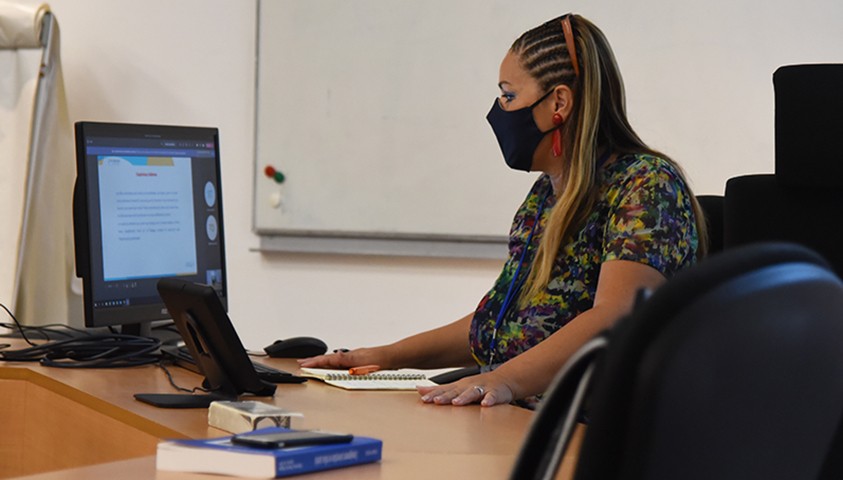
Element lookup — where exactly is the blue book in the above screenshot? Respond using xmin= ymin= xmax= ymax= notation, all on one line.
xmin=156 ymin=427 xmax=383 ymax=478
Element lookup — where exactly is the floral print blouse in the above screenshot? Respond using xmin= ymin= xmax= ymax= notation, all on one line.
xmin=469 ymin=153 xmax=699 ymax=367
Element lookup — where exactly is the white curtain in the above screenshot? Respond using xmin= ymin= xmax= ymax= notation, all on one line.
xmin=0 ymin=2 xmax=81 ymax=326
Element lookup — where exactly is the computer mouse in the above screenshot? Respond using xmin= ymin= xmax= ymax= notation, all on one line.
xmin=264 ymin=337 xmax=328 ymax=359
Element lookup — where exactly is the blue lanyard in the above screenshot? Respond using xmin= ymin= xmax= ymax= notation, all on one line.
xmin=485 ymin=151 xmax=611 ymax=366
xmin=488 ymin=191 xmax=548 ymax=365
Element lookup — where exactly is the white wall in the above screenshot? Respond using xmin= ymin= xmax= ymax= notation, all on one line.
xmin=27 ymin=0 xmax=500 ymax=350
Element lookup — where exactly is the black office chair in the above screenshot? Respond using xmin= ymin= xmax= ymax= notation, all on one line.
xmin=721 ymin=65 xmax=843 ymax=478
xmin=696 ymin=194 xmax=724 ymax=255
xmin=725 ymin=175 xmax=843 ymax=276
xmin=510 ymin=242 xmax=843 ymax=480
xmin=724 ymin=64 xmax=843 ymax=276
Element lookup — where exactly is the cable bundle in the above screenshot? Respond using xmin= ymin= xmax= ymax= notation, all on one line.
xmin=0 ymin=334 xmax=162 ymax=368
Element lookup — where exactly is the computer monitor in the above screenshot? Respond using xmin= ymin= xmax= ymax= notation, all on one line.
xmin=73 ymin=121 xmax=227 ymax=336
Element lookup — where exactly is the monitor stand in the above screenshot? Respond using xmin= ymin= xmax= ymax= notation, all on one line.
xmin=134 ymin=392 xmax=236 ymax=409
xmin=119 ymin=321 xmax=183 ymax=347
xmin=120 ymin=322 xmax=152 ymax=338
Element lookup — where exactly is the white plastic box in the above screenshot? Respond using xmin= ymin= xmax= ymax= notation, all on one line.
xmin=208 ymin=400 xmax=303 ymax=434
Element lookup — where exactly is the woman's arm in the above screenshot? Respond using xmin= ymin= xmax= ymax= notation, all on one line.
xmin=417 ymin=259 xmax=665 ymax=406
xmin=297 ymin=312 xmax=476 ymax=370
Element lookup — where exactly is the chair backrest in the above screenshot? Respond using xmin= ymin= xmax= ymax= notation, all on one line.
xmin=774 ymin=64 xmax=843 ymax=188
xmin=724 ymin=174 xmax=843 ymax=277
xmin=510 ymin=242 xmax=843 ymax=480
xmin=581 ymin=242 xmax=843 ymax=480
xmin=724 ymin=64 xmax=843 ymax=275
xmin=696 ymin=194 xmax=724 ymax=255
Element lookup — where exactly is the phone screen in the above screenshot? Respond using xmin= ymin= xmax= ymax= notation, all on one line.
xmin=231 ymin=430 xmax=354 ymax=448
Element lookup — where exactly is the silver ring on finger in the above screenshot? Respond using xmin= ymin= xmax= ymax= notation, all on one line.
xmin=474 ymin=385 xmax=485 ymax=396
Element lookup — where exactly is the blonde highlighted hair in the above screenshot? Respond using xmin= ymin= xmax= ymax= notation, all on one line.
xmin=511 ymin=14 xmax=708 ymax=304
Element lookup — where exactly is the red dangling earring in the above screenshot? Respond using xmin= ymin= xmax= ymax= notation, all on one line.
xmin=551 ymin=113 xmax=564 ymax=157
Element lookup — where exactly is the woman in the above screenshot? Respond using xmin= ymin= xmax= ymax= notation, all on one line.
xmin=299 ymin=13 xmax=706 ymax=408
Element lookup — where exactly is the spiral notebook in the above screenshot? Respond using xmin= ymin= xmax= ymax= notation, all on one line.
xmin=299 ymin=367 xmax=446 ymax=390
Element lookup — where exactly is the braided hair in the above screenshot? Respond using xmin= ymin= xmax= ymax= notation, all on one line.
xmin=512 ymin=14 xmax=708 ymax=305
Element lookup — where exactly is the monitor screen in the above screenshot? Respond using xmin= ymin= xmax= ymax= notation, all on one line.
xmin=73 ymin=122 xmax=227 ymax=333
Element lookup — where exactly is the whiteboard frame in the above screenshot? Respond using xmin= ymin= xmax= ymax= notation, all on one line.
xmin=257 ymin=231 xmax=508 ymax=259
xmin=251 ymin=0 xmax=527 ymax=257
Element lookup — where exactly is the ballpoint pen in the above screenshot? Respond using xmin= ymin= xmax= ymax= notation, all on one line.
xmin=349 ymin=365 xmax=381 ymax=375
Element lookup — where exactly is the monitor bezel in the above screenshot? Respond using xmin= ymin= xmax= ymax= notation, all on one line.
xmin=73 ymin=121 xmax=228 ymax=332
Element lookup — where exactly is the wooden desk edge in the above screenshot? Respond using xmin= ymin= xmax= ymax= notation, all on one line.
xmin=0 ymin=366 xmax=185 ymax=440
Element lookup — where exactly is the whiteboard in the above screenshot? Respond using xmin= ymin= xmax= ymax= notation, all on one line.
xmin=254 ymin=0 xmax=843 ymax=252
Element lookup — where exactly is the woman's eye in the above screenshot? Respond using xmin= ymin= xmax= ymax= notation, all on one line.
xmin=500 ymin=92 xmax=515 ymax=103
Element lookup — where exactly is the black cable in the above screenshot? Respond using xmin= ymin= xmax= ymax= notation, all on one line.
xmin=0 ymin=302 xmax=36 ymax=346
xmin=0 ymin=302 xmax=166 ymax=368
xmin=0 ymin=334 xmax=162 ymax=368
xmin=0 ymin=322 xmax=46 ymax=342
xmin=155 ymin=323 xmax=181 ymax=335
xmin=0 ymin=322 xmax=92 ymax=341
xmin=0 ymin=303 xmax=94 ymax=343
xmin=157 ymin=361 xmax=210 ymax=393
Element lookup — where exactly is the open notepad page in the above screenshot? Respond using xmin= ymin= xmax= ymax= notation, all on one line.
xmin=299 ymin=367 xmax=459 ymax=391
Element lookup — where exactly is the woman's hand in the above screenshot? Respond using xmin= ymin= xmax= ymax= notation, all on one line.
xmin=417 ymin=371 xmax=515 ymax=407
xmin=297 ymin=347 xmax=391 ymax=369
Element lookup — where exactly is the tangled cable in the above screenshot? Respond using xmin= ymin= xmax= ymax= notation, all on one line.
xmin=0 ymin=301 xmax=163 ymax=368
xmin=0 ymin=334 xmax=162 ymax=368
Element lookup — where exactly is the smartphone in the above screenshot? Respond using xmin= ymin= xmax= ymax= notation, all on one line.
xmin=231 ymin=430 xmax=354 ymax=449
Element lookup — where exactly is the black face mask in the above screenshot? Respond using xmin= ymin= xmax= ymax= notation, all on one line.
xmin=486 ymin=89 xmax=555 ymax=172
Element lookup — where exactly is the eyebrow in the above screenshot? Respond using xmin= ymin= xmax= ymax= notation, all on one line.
xmin=498 ymin=81 xmax=513 ymax=90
